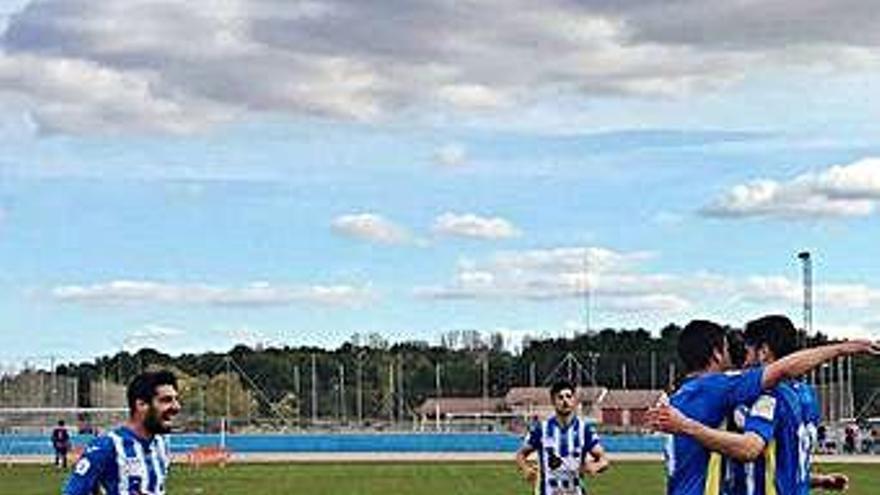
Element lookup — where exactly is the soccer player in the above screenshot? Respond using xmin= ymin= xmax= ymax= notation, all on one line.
xmin=653 ymin=316 xmax=849 ymax=494
xmin=51 ymin=419 xmax=71 ymax=469
xmin=646 ymin=319 xmax=877 ymax=495
xmin=515 ymin=380 xmax=609 ymax=495
xmin=63 ymin=370 xmax=181 ymax=495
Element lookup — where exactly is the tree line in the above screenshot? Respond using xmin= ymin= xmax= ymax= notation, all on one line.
xmin=55 ymin=324 xmax=880 ymax=424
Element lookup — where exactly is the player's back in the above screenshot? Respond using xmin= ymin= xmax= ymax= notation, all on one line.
xmin=740 ymin=381 xmax=805 ymax=495
xmin=791 ymin=380 xmax=820 ymax=495
xmin=666 ymin=368 xmax=764 ymax=495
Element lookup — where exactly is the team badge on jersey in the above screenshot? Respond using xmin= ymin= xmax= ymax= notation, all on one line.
xmin=750 ymin=394 xmax=776 ymax=421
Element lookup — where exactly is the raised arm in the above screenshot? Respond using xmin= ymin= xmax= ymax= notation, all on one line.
xmin=762 ymin=340 xmax=878 ymax=389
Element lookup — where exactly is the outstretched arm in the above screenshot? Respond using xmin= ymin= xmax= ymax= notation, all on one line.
xmin=762 ymin=340 xmax=878 ymax=389
xmin=646 ymin=405 xmax=766 ymax=461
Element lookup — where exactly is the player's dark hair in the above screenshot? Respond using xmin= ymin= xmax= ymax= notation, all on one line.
xmin=744 ymin=314 xmax=798 ymax=359
xmin=727 ymin=329 xmax=746 ymax=369
xmin=127 ymin=370 xmax=178 ymax=415
xmin=678 ymin=320 xmax=727 ymax=373
xmin=549 ymin=379 xmax=576 ymax=398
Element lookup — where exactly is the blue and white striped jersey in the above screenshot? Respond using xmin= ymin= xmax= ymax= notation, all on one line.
xmin=63 ymin=426 xmax=171 ymax=495
xmin=524 ymin=415 xmax=600 ymax=495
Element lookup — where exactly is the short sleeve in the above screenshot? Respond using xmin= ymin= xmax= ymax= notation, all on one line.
xmin=725 ymin=367 xmax=765 ymax=409
xmin=583 ymin=421 xmax=600 ymax=452
xmin=523 ymin=421 xmax=542 ymax=450
xmin=743 ymin=393 xmax=777 ymax=443
xmin=63 ymin=436 xmax=114 ymax=495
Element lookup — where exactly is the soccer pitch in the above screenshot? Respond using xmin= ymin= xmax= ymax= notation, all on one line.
xmin=2 ymin=461 xmax=880 ymax=495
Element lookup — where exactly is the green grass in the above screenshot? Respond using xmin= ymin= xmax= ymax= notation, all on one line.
xmin=2 ymin=461 xmax=878 ymax=494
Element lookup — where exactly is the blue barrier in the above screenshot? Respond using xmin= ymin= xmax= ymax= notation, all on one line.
xmin=1 ymin=432 xmax=665 ymax=455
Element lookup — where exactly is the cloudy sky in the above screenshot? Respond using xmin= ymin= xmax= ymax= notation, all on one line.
xmin=2 ymin=0 xmax=880 ymax=364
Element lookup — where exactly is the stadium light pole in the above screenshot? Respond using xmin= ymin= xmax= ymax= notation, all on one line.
xmin=797 ymin=251 xmax=818 ymax=392
xmin=311 ymin=354 xmax=318 ymax=426
xmin=435 ymin=362 xmax=441 ymax=430
xmin=356 ymin=351 xmax=364 ymax=426
xmin=797 ymin=251 xmax=813 ymax=337
xmin=293 ymin=364 xmax=300 ymax=427
xmin=529 ymin=362 xmax=536 ymax=388
xmin=339 ymin=363 xmax=346 ymax=425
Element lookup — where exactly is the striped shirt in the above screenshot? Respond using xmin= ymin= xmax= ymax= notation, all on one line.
xmin=524 ymin=415 xmax=600 ymax=495
xmin=64 ymin=426 xmax=171 ymax=495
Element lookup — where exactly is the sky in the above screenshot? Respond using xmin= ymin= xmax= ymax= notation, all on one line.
xmin=2 ymin=0 xmax=880 ymax=365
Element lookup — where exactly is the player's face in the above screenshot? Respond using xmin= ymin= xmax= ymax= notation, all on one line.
xmin=553 ymin=388 xmax=576 ymax=417
xmin=144 ymin=385 xmax=181 ymax=435
xmin=712 ymin=342 xmax=732 ymax=370
xmin=744 ymin=345 xmax=760 ymax=367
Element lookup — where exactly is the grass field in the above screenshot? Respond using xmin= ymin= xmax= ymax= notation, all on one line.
xmin=2 ymin=461 xmax=878 ymax=494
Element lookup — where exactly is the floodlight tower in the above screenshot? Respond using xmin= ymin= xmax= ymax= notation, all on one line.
xmin=583 ymin=248 xmax=591 ymax=336
xmin=798 ymin=251 xmax=819 ymax=408
xmin=797 ymin=251 xmax=813 ymax=337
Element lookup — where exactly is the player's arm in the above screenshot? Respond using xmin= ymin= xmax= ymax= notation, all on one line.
xmin=761 ymin=340 xmax=878 ymax=389
xmin=62 ymin=438 xmax=112 ymax=495
xmin=647 ymin=404 xmax=766 ymax=461
xmin=580 ymin=443 xmax=609 ymax=476
xmin=811 ymin=472 xmax=849 ymax=491
xmin=516 ymin=423 xmax=541 ymax=484
xmin=515 ymin=445 xmax=537 ymax=482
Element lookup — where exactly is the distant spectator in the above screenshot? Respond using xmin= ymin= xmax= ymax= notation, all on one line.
xmin=817 ymin=423 xmax=827 ymax=449
xmin=51 ymin=420 xmax=71 ymax=469
xmin=844 ymin=425 xmax=857 ymax=454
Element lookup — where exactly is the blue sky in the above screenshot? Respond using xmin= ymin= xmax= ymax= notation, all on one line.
xmin=2 ymin=0 xmax=880 ymax=365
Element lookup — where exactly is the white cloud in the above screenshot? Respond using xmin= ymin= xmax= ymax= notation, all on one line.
xmin=414 ymin=245 xmax=689 ymax=314
xmin=702 ymin=157 xmax=880 ymax=219
xmin=490 ymin=247 xmax=654 ymax=273
xmin=436 ymin=84 xmax=510 ymax=110
xmin=817 ymin=323 xmax=880 ymax=340
xmin=432 ymin=212 xmax=521 ymax=240
xmin=434 ymin=143 xmax=467 ymax=167
xmin=813 ymin=158 xmax=880 ymax=199
xmin=0 ymin=54 xmax=234 ymax=135
xmin=4 ymin=1 xmax=880 ymax=134
xmin=224 ymin=326 xmax=275 ymax=348
xmin=331 ymin=212 xmax=410 ymax=245
xmin=51 ymin=280 xmax=373 ymax=307
xmin=415 ymin=243 xmax=880 ymax=325
xmin=122 ymin=324 xmax=184 ymax=351
xmin=738 ymin=276 xmax=880 ymax=310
